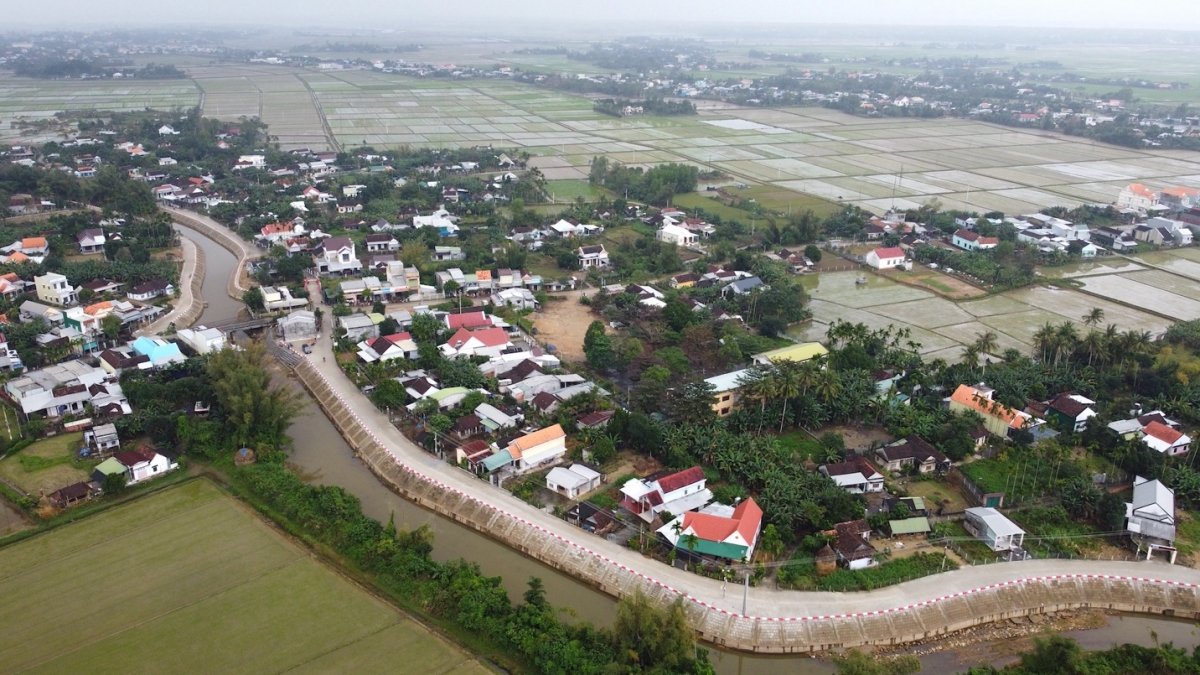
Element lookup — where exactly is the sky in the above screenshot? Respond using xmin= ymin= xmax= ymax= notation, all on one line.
xmin=9 ymin=0 xmax=1200 ymax=31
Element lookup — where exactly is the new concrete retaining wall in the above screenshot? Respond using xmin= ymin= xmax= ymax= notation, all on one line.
xmin=287 ymin=358 xmax=1200 ymax=652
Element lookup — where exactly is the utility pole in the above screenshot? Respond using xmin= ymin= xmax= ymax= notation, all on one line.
xmin=742 ymin=569 xmax=750 ymax=615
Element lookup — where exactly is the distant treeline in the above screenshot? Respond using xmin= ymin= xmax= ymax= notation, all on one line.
xmin=593 ymin=97 xmax=696 ymax=117
xmin=749 ymin=50 xmax=824 ymax=62
xmin=9 ymin=59 xmax=185 ymax=80
xmin=292 ymin=42 xmax=420 ymax=53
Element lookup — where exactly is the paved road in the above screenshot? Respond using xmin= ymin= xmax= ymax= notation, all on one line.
xmin=302 ymin=324 xmax=1200 ymax=619
xmin=138 ymin=236 xmax=199 ymax=336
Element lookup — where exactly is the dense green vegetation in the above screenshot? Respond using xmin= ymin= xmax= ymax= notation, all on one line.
xmin=960 ymin=634 xmax=1200 ymax=675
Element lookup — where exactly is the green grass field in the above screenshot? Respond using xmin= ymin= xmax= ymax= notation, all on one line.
xmin=0 ymin=480 xmax=488 ymax=675
xmin=0 ymin=432 xmax=92 ymax=496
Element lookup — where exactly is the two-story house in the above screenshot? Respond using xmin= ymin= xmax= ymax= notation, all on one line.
xmin=619 ymin=466 xmax=713 ymax=524
xmin=577 ymin=245 xmax=610 ymax=269
xmin=313 ymin=237 xmax=362 ymax=276
xmin=34 ymin=273 xmax=79 ymax=307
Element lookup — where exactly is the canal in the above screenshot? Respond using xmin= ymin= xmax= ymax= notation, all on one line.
xmin=178 ymin=223 xmax=1197 ymax=675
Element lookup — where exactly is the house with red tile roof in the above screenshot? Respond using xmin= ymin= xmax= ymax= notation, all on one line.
xmin=1142 ymin=421 xmax=1192 ymax=456
xmin=439 ymin=327 xmax=511 ymax=359
xmin=948 ymin=384 xmax=1034 ymax=438
xmin=620 ymin=466 xmax=712 ymax=524
xmin=952 ymin=229 xmax=999 ymax=251
xmin=504 ymin=423 xmax=567 ymax=471
xmin=864 ymin=246 xmax=907 ymax=269
xmin=657 ymin=498 xmax=763 ymax=562
xmin=445 ymin=310 xmax=493 ymax=330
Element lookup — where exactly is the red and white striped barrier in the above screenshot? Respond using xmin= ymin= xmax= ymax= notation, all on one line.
xmin=298 ymin=355 xmax=1200 ymax=625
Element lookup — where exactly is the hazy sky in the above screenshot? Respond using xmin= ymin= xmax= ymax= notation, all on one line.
xmin=12 ymin=0 xmax=1200 ymax=31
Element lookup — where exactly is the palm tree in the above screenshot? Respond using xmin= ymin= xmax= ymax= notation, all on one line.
xmin=961 ymin=345 xmax=981 ymax=371
xmin=1080 ymin=330 xmax=1106 ymax=367
xmin=1032 ymin=323 xmax=1057 ymax=363
xmin=738 ymin=367 xmax=775 ymax=434
xmin=813 ymin=369 xmax=842 ymax=403
xmin=1082 ymin=307 xmax=1105 ymax=328
xmin=973 ymin=330 xmax=999 ymax=355
xmin=1054 ymin=322 xmax=1079 ymax=365
xmin=774 ymin=363 xmax=804 ymax=433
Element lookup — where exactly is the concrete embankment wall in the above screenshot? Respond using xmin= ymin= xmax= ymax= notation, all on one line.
xmin=287 ymin=358 xmax=1200 ymax=652
xmin=171 ymin=239 xmax=206 ymax=330
xmin=162 ymin=208 xmax=253 ymax=300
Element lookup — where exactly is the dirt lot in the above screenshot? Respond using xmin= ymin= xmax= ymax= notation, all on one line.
xmin=531 ymin=290 xmax=593 ymax=362
xmin=878 ymin=267 xmax=988 ymax=300
xmin=816 ymin=423 xmax=895 ymax=452
xmin=900 ymin=478 xmax=972 ymax=514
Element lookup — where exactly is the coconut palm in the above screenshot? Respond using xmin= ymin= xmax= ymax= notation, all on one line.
xmin=773 ymin=363 xmax=804 ymax=433
xmin=813 ymin=368 xmax=843 ymax=404
xmin=973 ymin=330 xmax=999 ymax=356
xmin=1082 ymin=307 xmax=1105 ymax=328
xmin=1054 ymin=322 xmax=1079 ymax=365
xmin=1079 ymin=330 xmax=1107 ymax=367
xmin=961 ymin=345 xmax=981 ymax=371
xmin=738 ymin=367 xmax=775 ymax=434
xmin=1032 ymin=322 xmax=1057 ymax=363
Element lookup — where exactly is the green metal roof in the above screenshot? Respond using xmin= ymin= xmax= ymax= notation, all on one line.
xmin=430 ymin=387 xmax=469 ymax=402
xmin=909 ymin=497 xmax=925 ymax=511
xmin=889 ymin=517 xmax=931 ymax=535
xmin=94 ymin=458 xmax=126 ymax=476
xmin=481 ymin=449 xmax=513 ymax=472
xmin=677 ymin=538 xmax=748 ymax=561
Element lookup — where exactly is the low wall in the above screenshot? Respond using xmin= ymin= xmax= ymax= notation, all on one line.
xmin=285 ymin=357 xmax=1200 ymax=652
xmin=170 ymin=238 xmax=206 ymax=330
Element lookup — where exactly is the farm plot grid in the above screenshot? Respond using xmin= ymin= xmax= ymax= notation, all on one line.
xmin=792 ymin=271 xmax=1171 ymax=359
xmin=0 ymin=479 xmax=486 ymax=675
xmin=283 ymin=69 xmax=1200 ymax=215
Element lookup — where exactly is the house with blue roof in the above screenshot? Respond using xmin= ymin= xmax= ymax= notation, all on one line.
xmin=131 ymin=336 xmax=185 ymax=368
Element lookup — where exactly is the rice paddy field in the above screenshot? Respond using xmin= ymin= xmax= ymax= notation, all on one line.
xmin=0 ymin=479 xmax=489 ymax=675
xmin=792 ymin=261 xmax=1180 ymax=362
xmin=7 ymin=62 xmax=1200 ymax=214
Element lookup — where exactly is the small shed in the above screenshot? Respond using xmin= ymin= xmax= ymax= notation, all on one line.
xmin=546 ymin=464 xmax=603 ymax=500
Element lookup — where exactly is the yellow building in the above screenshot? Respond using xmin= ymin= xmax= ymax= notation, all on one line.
xmin=751 ymin=342 xmax=829 ymax=366
xmin=705 ymin=368 xmax=751 ymax=417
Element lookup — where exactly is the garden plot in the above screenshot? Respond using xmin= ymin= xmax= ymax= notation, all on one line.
xmin=1042 ymin=277 xmax=1199 ymax=323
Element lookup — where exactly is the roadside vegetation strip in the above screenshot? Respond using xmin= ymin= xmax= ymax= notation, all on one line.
xmin=290 ymin=357 xmax=1200 ymax=637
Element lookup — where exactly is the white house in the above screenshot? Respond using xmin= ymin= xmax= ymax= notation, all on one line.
xmin=175 ymin=326 xmax=227 ymax=355
xmin=127 ymin=279 xmax=173 ymax=301
xmin=34 ymin=273 xmax=78 ymax=307
xmin=1118 ymin=183 xmax=1159 ymax=212
xmin=864 ymin=247 xmax=906 ymax=270
xmin=577 ymin=244 xmax=610 ymax=269
xmin=819 ymin=454 xmax=885 ymax=493
xmin=357 ymin=333 xmax=419 ymax=362
xmin=158 ymin=125 xmax=179 ymax=136
xmin=619 ymin=466 xmax=713 ymax=524
xmin=113 ymin=448 xmax=178 ymax=484
xmin=77 ymin=229 xmax=106 ymax=254
xmin=364 ymin=233 xmax=400 ymax=253
xmin=964 ymin=507 xmax=1025 ymax=552
xmin=261 ymin=286 xmax=308 ymax=312
xmin=546 ymin=464 xmax=603 ymax=500
xmin=492 ymin=287 xmax=538 ymax=310
xmin=1141 ymin=420 xmax=1192 ymax=455
xmin=84 ymin=423 xmax=121 ymax=454
xmin=656 ymin=224 xmax=699 ymax=247
xmin=1126 ymin=476 xmax=1177 ymax=563
xmin=952 ymin=229 xmax=999 ymax=251
xmin=313 ymin=237 xmax=362 ymax=276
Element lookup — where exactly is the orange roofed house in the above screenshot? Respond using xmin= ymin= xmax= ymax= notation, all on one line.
xmin=948 ymin=383 xmax=1035 ymax=439
xmin=1118 ymin=183 xmax=1159 ymax=212
xmin=656 ymin=498 xmax=763 ymax=562
xmin=503 ymin=423 xmax=567 ymax=472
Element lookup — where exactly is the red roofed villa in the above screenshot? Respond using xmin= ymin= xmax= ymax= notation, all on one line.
xmin=620 ymin=466 xmax=713 ymax=524
xmin=1142 ymin=420 xmax=1192 ymax=455
xmin=657 ymin=498 xmax=764 ymax=562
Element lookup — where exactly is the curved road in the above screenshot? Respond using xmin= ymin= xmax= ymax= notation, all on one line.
xmin=161 ymin=204 xmax=1200 ymax=647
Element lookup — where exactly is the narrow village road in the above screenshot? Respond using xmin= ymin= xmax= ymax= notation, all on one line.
xmin=138 ymin=235 xmax=199 ymax=336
